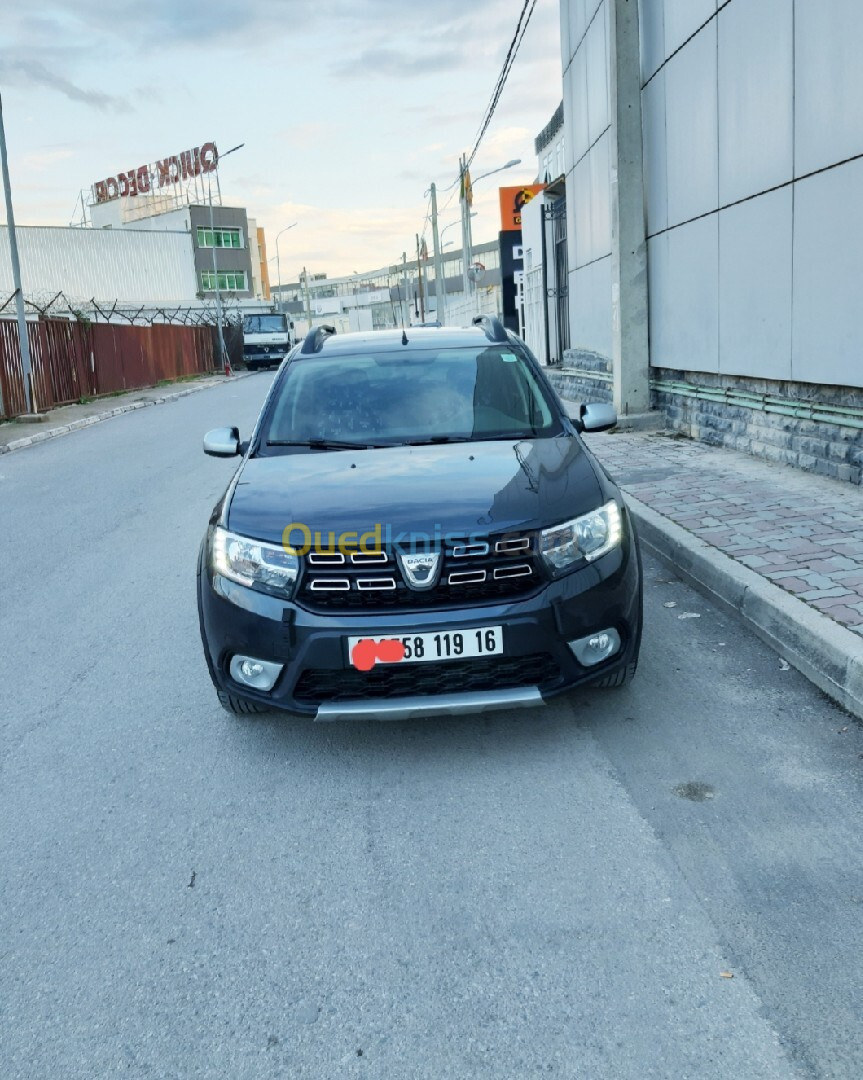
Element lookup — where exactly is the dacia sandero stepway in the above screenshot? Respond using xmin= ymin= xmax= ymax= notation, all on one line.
xmin=198 ymin=317 xmax=642 ymax=720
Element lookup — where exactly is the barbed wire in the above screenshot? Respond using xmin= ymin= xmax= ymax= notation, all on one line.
xmin=0 ymin=287 xmax=245 ymax=328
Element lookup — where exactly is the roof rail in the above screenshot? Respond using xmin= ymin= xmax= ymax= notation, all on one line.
xmin=300 ymin=324 xmax=336 ymax=354
xmin=471 ymin=314 xmax=508 ymax=343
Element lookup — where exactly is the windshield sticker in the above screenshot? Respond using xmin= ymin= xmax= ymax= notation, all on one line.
xmin=500 ymin=352 xmax=518 ymax=362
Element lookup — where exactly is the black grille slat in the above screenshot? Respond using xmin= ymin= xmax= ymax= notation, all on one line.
xmin=294 ymin=653 xmax=561 ymax=704
xmin=299 ymin=532 xmax=542 ymax=612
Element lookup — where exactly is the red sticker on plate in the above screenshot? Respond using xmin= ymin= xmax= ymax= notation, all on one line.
xmin=350 ymin=638 xmax=406 ymax=671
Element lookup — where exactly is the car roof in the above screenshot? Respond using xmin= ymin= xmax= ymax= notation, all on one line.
xmin=297 ymin=320 xmax=513 ymax=358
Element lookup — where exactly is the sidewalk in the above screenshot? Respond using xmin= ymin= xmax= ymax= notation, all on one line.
xmin=0 ymin=372 xmax=250 ymax=455
xmin=577 ymin=415 xmax=863 ymax=718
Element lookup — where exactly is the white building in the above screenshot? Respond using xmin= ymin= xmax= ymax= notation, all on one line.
xmin=552 ymin=0 xmax=863 ymax=484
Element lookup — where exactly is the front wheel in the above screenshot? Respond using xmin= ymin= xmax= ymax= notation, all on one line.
xmin=592 ymin=660 xmax=638 ymax=689
xmin=217 ymin=689 xmax=270 ymax=716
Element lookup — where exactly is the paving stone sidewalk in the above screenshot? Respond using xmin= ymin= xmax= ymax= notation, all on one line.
xmin=584 ymin=429 xmax=863 ymax=640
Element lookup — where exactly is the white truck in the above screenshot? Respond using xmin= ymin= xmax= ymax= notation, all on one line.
xmin=242 ymin=313 xmax=294 ymax=371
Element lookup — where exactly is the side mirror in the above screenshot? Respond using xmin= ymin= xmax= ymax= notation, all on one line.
xmin=203 ymin=426 xmax=241 ymax=457
xmin=579 ymin=403 xmax=617 ymax=433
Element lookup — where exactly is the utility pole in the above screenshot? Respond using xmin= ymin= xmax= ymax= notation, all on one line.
xmin=207 ymin=179 xmax=228 ymax=372
xmin=459 ymin=153 xmax=472 ymax=307
xmin=302 ymin=266 xmax=312 ymax=327
xmin=430 ymin=182 xmax=446 ymax=325
xmin=0 ymin=92 xmax=35 ymax=414
xmin=609 ymin=0 xmax=650 ymax=416
xmin=401 ymin=252 xmax=410 ymax=327
xmin=415 ymin=234 xmax=426 ymax=323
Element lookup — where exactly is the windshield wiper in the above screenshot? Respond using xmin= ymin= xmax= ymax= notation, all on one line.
xmin=403 ymin=435 xmax=473 ymax=446
xmin=266 ymin=438 xmax=388 ymax=450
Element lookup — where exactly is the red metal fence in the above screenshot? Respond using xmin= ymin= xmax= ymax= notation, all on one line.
xmin=0 ymin=318 xmax=215 ymax=419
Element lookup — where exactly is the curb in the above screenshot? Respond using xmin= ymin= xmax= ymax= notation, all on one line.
xmin=625 ymin=492 xmax=863 ymax=720
xmin=0 ymin=373 xmax=252 ymax=456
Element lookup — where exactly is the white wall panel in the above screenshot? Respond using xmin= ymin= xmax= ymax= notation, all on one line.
xmin=664 ymin=216 xmax=719 ymax=372
xmin=792 ymin=159 xmax=863 ymax=388
xmin=795 ymin=0 xmax=863 ymax=177
xmin=642 ymin=69 xmax=668 ymax=235
xmin=571 ymin=156 xmax=593 ymax=267
xmin=569 ymin=256 xmax=613 ymax=358
xmin=647 ymin=233 xmax=670 ymax=368
xmin=639 ymin=0 xmax=665 ymax=82
xmin=718 ymin=0 xmax=793 ymax=206
xmin=719 ymin=187 xmax=793 ymax=380
xmin=665 ymin=20 xmax=718 ymax=225
xmin=0 ymin=226 xmax=198 ymax=305
xmin=589 ymin=131 xmax=612 ymax=260
xmin=664 ymin=0 xmax=716 ymax=58
xmin=568 ymin=0 xmax=589 ymax=58
xmin=567 ymin=44 xmax=591 ymax=165
xmin=585 ymin=0 xmax=609 ymax=145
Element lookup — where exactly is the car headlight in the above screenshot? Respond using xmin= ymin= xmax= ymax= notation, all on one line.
xmin=211 ymin=526 xmax=298 ymax=598
xmin=540 ymin=500 xmax=623 ymax=575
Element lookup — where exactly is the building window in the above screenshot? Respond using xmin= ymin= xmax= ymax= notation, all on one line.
xmin=200 ymin=270 xmax=247 ymax=292
xmin=196 ymin=227 xmax=243 ymax=249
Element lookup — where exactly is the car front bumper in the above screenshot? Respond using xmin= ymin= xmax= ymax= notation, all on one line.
xmin=198 ymin=535 xmax=642 ymax=720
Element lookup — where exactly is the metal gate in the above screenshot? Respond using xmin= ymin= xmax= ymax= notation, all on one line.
xmin=541 ymin=198 xmax=570 ymax=365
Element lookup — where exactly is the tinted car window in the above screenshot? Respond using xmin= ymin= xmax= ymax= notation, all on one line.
xmin=260 ymin=346 xmax=562 ymax=448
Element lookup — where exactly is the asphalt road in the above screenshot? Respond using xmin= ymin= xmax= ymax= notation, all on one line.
xmin=1 ymin=374 xmax=862 ymax=1079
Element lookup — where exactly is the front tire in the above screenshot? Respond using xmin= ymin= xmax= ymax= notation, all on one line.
xmin=592 ymin=659 xmax=637 ymax=689
xmin=217 ymin=690 xmax=271 ymax=716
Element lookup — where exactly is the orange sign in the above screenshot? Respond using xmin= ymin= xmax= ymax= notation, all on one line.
xmin=499 ymin=184 xmax=545 ymax=231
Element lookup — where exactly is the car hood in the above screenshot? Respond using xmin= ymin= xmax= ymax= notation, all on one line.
xmin=227 ymin=437 xmax=605 ymax=545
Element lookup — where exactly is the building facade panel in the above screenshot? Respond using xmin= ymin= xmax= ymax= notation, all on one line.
xmin=585 ymin=1 xmax=610 ymax=145
xmin=642 ymin=69 xmax=668 ymax=235
xmin=588 ymin=129 xmax=612 ymax=261
xmin=568 ymin=45 xmax=591 ymax=165
xmin=663 ymin=215 xmax=719 ymax=373
xmin=794 ymin=0 xmax=863 ymax=178
xmin=718 ymin=0 xmax=794 ymax=207
xmin=663 ymin=0 xmax=716 ymax=58
xmin=664 ymin=19 xmax=718 ymax=226
xmin=569 ymin=256 xmax=613 ymax=359
xmin=570 ymin=155 xmax=593 ymax=267
xmin=0 ymin=226 xmax=198 ymax=305
xmin=792 ymin=159 xmax=863 ymax=388
xmin=719 ymin=187 xmax=793 ymax=381
xmin=639 ymin=0 xmax=665 ymax=82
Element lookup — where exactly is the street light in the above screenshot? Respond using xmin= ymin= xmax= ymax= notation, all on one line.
xmin=207 ymin=142 xmax=244 ymax=372
xmin=274 ymin=222 xmax=297 ymax=310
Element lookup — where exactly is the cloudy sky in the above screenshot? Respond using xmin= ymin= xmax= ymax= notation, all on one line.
xmin=1 ymin=0 xmax=563 ymax=281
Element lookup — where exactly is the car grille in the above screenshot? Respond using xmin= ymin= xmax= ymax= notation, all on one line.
xmin=294 ymin=653 xmax=561 ymax=704
xmin=298 ymin=534 xmax=544 ymax=611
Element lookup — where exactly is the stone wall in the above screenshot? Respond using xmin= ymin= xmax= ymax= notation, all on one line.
xmin=548 ymin=350 xmax=613 ymax=405
xmin=653 ymin=370 xmax=862 ymax=486
xmin=547 ymin=362 xmax=863 ymax=486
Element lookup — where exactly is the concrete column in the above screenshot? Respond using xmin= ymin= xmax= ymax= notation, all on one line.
xmin=609 ymin=0 xmax=650 ymax=416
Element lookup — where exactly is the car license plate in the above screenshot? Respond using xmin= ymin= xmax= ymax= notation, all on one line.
xmin=347 ymin=626 xmax=503 ymax=670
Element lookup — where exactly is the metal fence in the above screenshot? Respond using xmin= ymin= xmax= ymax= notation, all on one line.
xmin=0 ymin=318 xmax=215 ymax=419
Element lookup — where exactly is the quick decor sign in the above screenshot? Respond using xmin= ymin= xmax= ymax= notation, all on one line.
xmin=91 ymin=142 xmax=219 ymax=204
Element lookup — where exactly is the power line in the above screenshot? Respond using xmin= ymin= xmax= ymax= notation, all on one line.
xmin=464 ymin=0 xmax=538 ymax=174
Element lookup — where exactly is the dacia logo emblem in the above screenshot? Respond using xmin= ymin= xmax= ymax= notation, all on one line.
xmin=397 ymin=551 xmax=441 ymax=591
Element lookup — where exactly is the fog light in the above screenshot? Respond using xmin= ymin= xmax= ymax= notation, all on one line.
xmin=229 ymin=655 xmax=283 ymax=691
xmin=568 ymin=628 xmax=621 ymax=667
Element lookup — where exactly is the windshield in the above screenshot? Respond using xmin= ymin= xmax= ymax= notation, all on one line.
xmin=244 ymin=315 xmax=287 ymax=334
xmin=259 ymin=345 xmax=562 ymax=448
